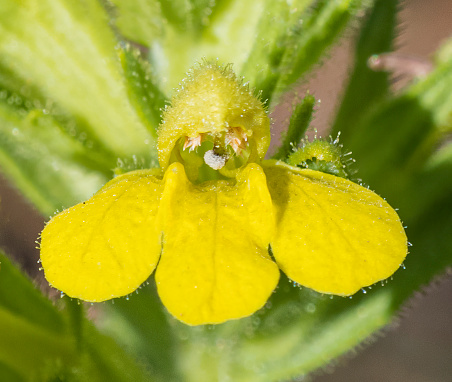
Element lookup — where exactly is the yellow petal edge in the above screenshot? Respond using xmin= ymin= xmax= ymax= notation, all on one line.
xmin=264 ymin=160 xmax=407 ymax=296
xmin=40 ymin=170 xmax=163 ymax=302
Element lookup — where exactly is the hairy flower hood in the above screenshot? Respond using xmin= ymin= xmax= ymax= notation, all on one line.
xmin=158 ymin=63 xmax=270 ymax=170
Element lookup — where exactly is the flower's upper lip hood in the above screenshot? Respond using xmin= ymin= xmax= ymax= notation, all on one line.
xmin=157 ymin=63 xmax=271 ymax=170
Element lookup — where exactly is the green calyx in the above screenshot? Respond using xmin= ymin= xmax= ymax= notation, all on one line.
xmin=286 ymin=136 xmax=355 ymax=179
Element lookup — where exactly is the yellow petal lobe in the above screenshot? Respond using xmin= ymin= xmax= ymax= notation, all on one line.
xmin=40 ymin=170 xmax=164 ymax=302
xmin=264 ymin=161 xmax=407 ymax=296
xmin=156 ymin=162 xmax=279 ymax=325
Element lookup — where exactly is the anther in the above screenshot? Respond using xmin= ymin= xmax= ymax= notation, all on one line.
xmin=183 ymin=134 xmax=204 ymax=151
xmin=225 ymin=127 xmax=248 ymax=154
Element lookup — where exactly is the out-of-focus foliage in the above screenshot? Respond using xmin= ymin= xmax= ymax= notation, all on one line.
xmin=0 ymin=0 xmax=451 ymax=381
xmin=0 ymin=252 xmax=153 ymax=381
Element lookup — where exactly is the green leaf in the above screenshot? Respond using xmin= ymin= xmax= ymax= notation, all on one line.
xmin=332 ymin=0 xmax=397 ymax=134
xmin=0 ymin=0 xmax=173 ymax=214
xmin=0 ymin=254 xmax=66 ymax=335
xmin=435 ymin=36 xmax=452 ymax=65
xmin=334 ymin=50 xmax=452 ymax=196
xmin=276 ymin=0 xmax=370 ymax=95
xmin=97 ymin=283 xmax=182 ymax=382
xmin=0 ymin=62 xmax=47 ymax=111
xmin=143 ymin=0 xmax=370 ymax=102
xmin=0 ymin=362 xmax=23 ymax=382
xmin=392 ymin=141 xmax=452 ymax=223
xmin=155 ymin=0 xmax=194 ymax=32
xmin=0 ymin=103 xmax=110 ymax=214
xmin=239 ymin=0 xmax=312 ymax=104
xmin=150 ymin=0 xmax=269 ymax=92
xmin=114 ymin=0 xmax=371 ymax=103
xmin=158 ymin=0 xmax=221 ymax=33
xmin=118 ymin=44 xmax=168 ymax=138
xmin=81 ymin=324 xmax=154 ymax=382
xmin=272 ymin=94 xmax=316 ymax=160
xmin=399 ymin=191 xmax=452 ymax=298
xmin=0 ymin=0 xmax=156 ymax=158
xmin=111 ymin=0 xmax=228 ymax=44
xmin=411 ymin=40 xmax=452 ymax=129
xmin=108 ymin=0 xmax=164 ymax=45
xmin=244 ymin=0 xmax=373 ymax=104
xmin=0 ymin=252 xmax=155 ymax=381
xmin=0 ymin=253 xmax=75 ymax=380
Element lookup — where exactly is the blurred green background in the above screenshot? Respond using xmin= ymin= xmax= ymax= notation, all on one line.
xmin=0 ymin=0 xmax=451 ymax=381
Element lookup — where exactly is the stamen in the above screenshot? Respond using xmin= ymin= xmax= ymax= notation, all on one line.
xmin=183 ymin=134 xmax=204 ymax=151
xmin=225 ymin=127 xmax=248 ymax=154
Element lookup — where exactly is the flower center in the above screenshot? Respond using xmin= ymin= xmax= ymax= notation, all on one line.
xmin=174 ymin=127 xmax=255 ymax=183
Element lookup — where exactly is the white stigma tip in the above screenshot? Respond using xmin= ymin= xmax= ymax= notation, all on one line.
xmin=204 ymin=150 xmax=228 ymax=170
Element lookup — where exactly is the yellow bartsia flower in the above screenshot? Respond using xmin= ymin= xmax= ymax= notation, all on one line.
xmin=40 ymin=63 xmax=407 ymax=325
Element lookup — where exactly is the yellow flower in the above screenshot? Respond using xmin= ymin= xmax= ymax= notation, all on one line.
xmin=40 ymin=63 xmax=407 ymax=325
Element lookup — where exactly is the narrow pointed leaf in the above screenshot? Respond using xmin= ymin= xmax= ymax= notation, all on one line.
xmin=0 ymin=104 xmax=110 ymax=214
xmin=239 ymin=0 xmax=312 ymax=103
xmin=276 ymin=0 xmax=368 ymax=94
xmin=272 ymin=94 xmax=316 ymax=160
xmin=332 ymin=0 xmax=397 ymax=133
xmin=118 ymin=44 xmax=168 ymax=135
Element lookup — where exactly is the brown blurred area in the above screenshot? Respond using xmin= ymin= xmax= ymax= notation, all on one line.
xmin=0 ymin=0 xmax=451 ymax=381
xmin=0 ymin=175 xmax=43 ymax=273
